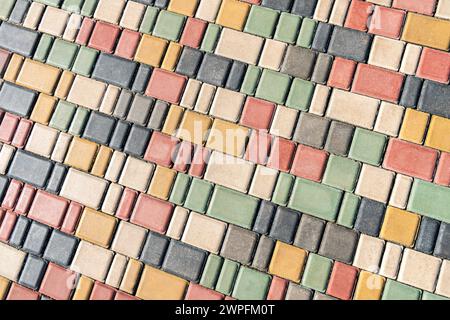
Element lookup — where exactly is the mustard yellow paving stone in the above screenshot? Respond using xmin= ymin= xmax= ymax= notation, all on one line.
xmin=354 ymin=271 xmax=385 ymax=300
xmin=269 ymin=241 xmax=307 ymax=282
xmin=136 ymin=266 xmax=188 ymax=300
xmin=399 ymin=109 xmax=429 ymax=144
xmin=216 ymin=0 xmax=251 ymax=31
xmin=0 ymin=276 xmax=9 ymax=300
xmin=64 ymin=137 xmax=99 ymax=172
xmin=135 ymin=34 xmax=168 ymax=67
xmin=380 ymin=207 xmax=420 ymax=247
xmin=3 ymin=54 xmax=24 ymax=83
xmin=16 ymin=59 xmax=61 ymax=95
xmin=120 ymin=259 xmax=143 ymax=294
xmin=168 ymin=0 xmax=199 ymax=17
xmin=177 ymin=110 xmax=212 ymax=145
xmin=30 ymin=93 xmax=57 ymax=125
xmin=402 ymin=13 xmax=450 ymax=51
xmin=55 ymin=70 xmax=75 ymax=100
xmin=206 ymin=119 xmax=249 ymax=157
xmin=161 ymin=42 xmax=183 ymax=71
xmin=72 ymin=275 xmax=94 ymax=300
xmin=148 ymin=166 xmax=177 ymax=200
xmin=425 ymin=116 xmax=450 ymax=152
xmin=162 ymin=104 xmax=184 ymax=135
xmin=91 ymin=145 xmax=113 ymax=177
xmin=75 ymin=208 xmax=118 ymax=248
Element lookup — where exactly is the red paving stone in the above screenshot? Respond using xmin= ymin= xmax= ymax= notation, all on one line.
xmin=435 ymin=152 xmax=450 ymax=186
xmin=61 ymin=202 xmax=83 ymax=234
xmin=344 ymin=0 xmax=374 ymax=31
xmin=327 ymin=57 xmax=357 ymax=90
xmin=240 ymin=97 xmax=275 ymax=130
xmin=0 ymin=211 xmax=17 ymax=241
xmin=2 ymin=179 xmax=22 ymax=210
xmin=290 ymin=145 xmax=329 ymax=182
xmin=416 ymin=48 xmax=450 ymax=84
xmin=90 ymin=282 xmax=116 ymax=300
xmin=185 ymin=283 xmax=225 ymax=300
xmin=131 ymin=194 xmax=174 ymax=233
xmin=115 ymin=29 xmax=141 ymax=60
xmin=145 ymin=68 xmax=187 ymax=104
xmin=39 ymin=263 xmax=76 ymax=300
xmin=7 ymin=283 xmax=40 ymax=300
xmin=88 ymin=21 xmax=121 ymax=53
xmin=11 ymin=119 xmax=32 ymax=148
xmin=173 ymin=141 xmax=194 ymax=172
xmin=115 ymin=188 xmax=138 ymax=221
xmin=326 ymin=262 xmax=358 ymax=300
xmin=14 ymin=184 xmax=35 ymax=215
xmin=180 ymin=18 xmax=208 ymax=48
xmin=368 ymin=6 xmax=406 ymax=39
xmin=144 ymin=131 xmax=180 ymax=167
xmin=392 ymin=0 xmax=436 ymax=15
xmin=189 ymin=145 xmax=210 ymax=178
xmin=0 ymin=113 xmax=19 ymax=143
xmin=76 ymin=18 xmax=95 ymax=46
xmin=267 ymin=276 xmax=288 ymax=300
xmin=266 ymin=137 xmax=296 ymax=172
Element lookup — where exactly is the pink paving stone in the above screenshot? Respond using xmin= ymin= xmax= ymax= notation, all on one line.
xmin=131 ymin=194 xmax=174 ymax=234
xmin=0 ymin=113 xmax=19 ymax=143
xmin=344 ymin=0 xmax=374 ymax=31
xmin=76 ymin=17 xmax=95 ymax=46
xmin=368 ymin=6 xmax=406 ymax=39
xmin=60 ymin=202 xmax=83 ymax=234
xmin=28 ymin=190 xmax=69 ymax=228
xmin=180 ymin=17 xmax=208 ymax=48
xmin=416 ymin=48 xmax=450 ymax=84
xmin=188 ymin=145 xmax=210 ymax=178
xmin=90 ymin=282 xmax=116 ymax=300
xmin=1 ymin=179 xmax=23 ymax=210
xmin=0 ymin=49 xmax=11 ymax=75
xmin=39 ymin=263 xmax=76 ymax=300
xmin=435 ymin=152 xmax=450 ymax=186
xmin=242 ymin=0 xmax=260 ymax=3
xmin=115 ymin=29 xmax=141 ymax=59
xmin=326 ymin=262 xmax=359 ymax=300
xmin=173 ymin=141 xmax=194 ymax=172
xmin=145 ymin=68 xmax=187 ymax=104
xmin=185 ymin=283 xmax=225 ymax=300
xmin=240 ymin=97 xmax=276 ymax=130
xmin=115 ymin=188 xmax=138 ymax=221
xmin=245 ymin=130 xmax=272 ymax=165
xmin=115 ymin=291 xmax=140 ymax=300
xmin=0 ymin=211 xmax=16 ymax=241
xmin=290 ymin=145 xmax=329 ymax=182
xmin=144 ymin=131 xmax=180 ymax=167
xmin=266 ymin=137 xmax=296 ymax=172
xmin=267 ymin=276 xmax=288 ymax=300
xmin=11 ymin=119 xmax=32 ymax=148
xmin=327 ymin=57 xmax=357 ymax=90
xmin=393 ymin=0 xmax=436 ymax=15
xmin=88 ymin=21 xmax=121 ymax=53
xmin=7 ymin=283 xmax=40 ymax=300
xmin=14 ymin=184 xmax=35 ymax=215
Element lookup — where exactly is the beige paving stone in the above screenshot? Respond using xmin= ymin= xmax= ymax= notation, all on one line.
xmin=270 ymin=105 xmax=299 ymax=139
xmin=71 ymin=241 xmax=114 ymax=282
xmin=23 ymin=2 xmax=45 ymax=29
xmin=111 ymin=221 xmax=147 ymax=259
xmin=436 ymin=260 xmax=450 ymax=298
xmin=368 ymin=36 xmax=405 ymax=71
xmin=38 ymin=6 xmax=70 ymax=37
xmin=0 ymin=242 xmax=26 ymax=281
xmin=309 ymin=84 xmax=331 ymax=116
xmin=101 ymin=183 xmax=123 ymax=215
xmin=94 ymin=0 xmax=126 ymax=24
xmin=104 ymin=151 xmax=127 ymax=183
xmin=389 ymin=174 xmax=413 ymax=209
xmin=166 ymin=207 xmax=189 ymax=240
xmin=356 ymin=164 xmax=395 ymax=203
xmin=329 ymin=0 xmax=350 ymax=26
xmin=120 ymin=1 xmax=145 ymax=30
xmin=0 ymin=144 xmax=14 ymax=174
xmin=63 ymin=14 xmax=83 ymax=42
xmin=25 ymin=124 xmax=58 ymax=158
xmin=105 ymin=254 xmax=127 ymax=288
xmin=209 ymin=88 xmax=245 ymax=123
xmin=399 ymin=44 xmax=422 ymax=75
xmin=398 ymin=249 xmax=441 ymax=292
xmin=436 ymin=0 xmax=450 ymax=19
xmin=215 ymin=28 xmax=264 ymax=65
xmin=119 ymin=157 xmax=154 ymax=192
xmin=258 ymin=39 xmax=287 ymax=71
xmin=99 ymin=86 xmax=121 ymax=115
xmin=194 ymin=84 xmax=216 ymax=114
xmin=314 ymin=0 xmax=335 ymax=22
xmin=180 ymin=79 xmax=201 ymax=110
xmin=195 ymin=0 xmax=222 ymax=22
xmin=367 ymin=0 xmax=391 ymax=5
xmin=249 ymin=165 xmax=279 ymax=200
xmin=379 ymin=242 xmax=403 ymax=279
xmin=374 ymin=102 xmax=404 ymax=137
xmin=353 ymin=234 xmax=385 ymax=273
xmin=67 ymin=76 xmax=106 ymax=110
xmin=51 ymin=132 xmax=72 ymax=163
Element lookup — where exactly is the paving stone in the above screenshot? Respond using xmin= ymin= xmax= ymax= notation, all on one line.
xmin=323 ymin=155 xmax=361 ymax=192
xmin=220 ymin=225 xmax=258 ymax=265
xmin=0 ymin=22 xmax=39 ymax=57
xmin=176 ymin=47 xmax=203 ymax=77
xmin=215 ymin=259 xmax=239 ymax=296
xmin=123 ymin=125 xmax=152 ymax=157
xmin=147 ymin=100 xmax=169 ymax=130
xmin=354 ymin=198 xmax=386 ymax=237
xmin=382 ymin=279 xmax=421 ymax=300
xmin=226 ymin=61 xmax=247 ymax=91
xmin=9 ymin=216 xmax=31 ymax=248
xmin=253 ymin=200 xmax=277 ymax=235
xmin=140 ymin=231 xmax=170 ymax=267
xmin=434 ymin=223 xmax=450 ymax=259
xmin=8 ymin=150 xmax=53 ymax=188
xmin=312 ymin=53 xmax=333 ymax=84
xmin=47 ymin=39 xmax=78 ymax=70
xmin=9 ymin=0 xmax=30 ymax=24
xmin=18 ymin=255 xmax=47 ymax=290
xmin=200 ymin=254 xmax=223 ymax=289
xmin=319 ymin=223 xmax=358 ymax=263
xmin=109 ymin=121 xmax=131 ymax=150
xmin=197 ymin=53 xmax=232 ymax=87
xmin=418 ymin=80 xmax=450 ymax=118
xmin=328 ymin=26 xmax=372 ymax=62
xmin=244 ymin=5 xmax=279 ymax=38
xmin=0 ymin=82 xmax=37 ymax=117
xmin=294 ymin=214 xmax=326 ymax=252
xmin=349 ymin=128 xmax=387 ymax=166
xmin=232 ymin=266 xmax=271 ymax=300
xmin=184 ymin=178 xmax=214 ymax=213
xmin=83 ymin=111 xmax=116 ymax=145
xmin=291 ymin=0 xmax=318 ymax=17
xmin=269 ymin=207 xmax=300 ymax=244
xmin=285 ymin=283 xmax=313 ymax=300
xmin=325 ymin=121 xmax=355 ymax=156
xmin=312 ymin=22 xmax=333 ymax=53
xmin=252 ymin=235 xmax=275 ymax=271
xmin=127 ymin=95 xmax=154 ymax=125
xmin=92 ymin=53 xmax=138 ymax=89
xmin=262 ymin=0 xmax=293 ymax=11
xmin=302 ymin=253 xmax=333 ymax=292
xmin=43 ymin=230 xmax=79 ymax=267
xmin=132 ymin=64 xmax=152 ymax=93
xmin=415 ymin=217 xmax=440 ymax=254
xmin=293 ymin=112 xmax=330 ymax=148
xmin=0 ymin=176 xmax=9 ymax=202
xmin=286 ymin=78 xmax=315 ymax=111
xmin=281 ymin=46 xmax=317 ymax=80
xmin=113 ymin=90 xmax=133 ymax=119
xmin=400 ymin=76 xmax=423 ymax=108
xmin=46 ymin=164 xmax=67 ymax=194
xmin=22 ymin=221 xmax=51 ymax=256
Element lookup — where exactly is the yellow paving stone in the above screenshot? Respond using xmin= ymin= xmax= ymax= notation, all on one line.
xmin=380 ymin=207 xmax=420 ymax=247
xmin=402 ymin=13 xmax=450 ymax=51
xmin=135 ymin=35 xmax=168 ymax=67
xmin=75 ymin=208 xmax=118 ymax=248
xmin=148 ymin=166 xmax=177 ymax=200
xmin=216 ymin=0 xmax=251 ymax=31
xmin=16 ymin=59 xmax=61 ymax=95
xmin=136 ymin=265 xmax=188 ymax=300
xmin=3 ymin=54 xmax=24 ymax=83
xmin=55 ymin=70 xmax=75 ymax=99
xmin=162 ymin=104 xmax=184 ymax=135
xmin=72 ymin=275 xmax=94 ymax=300
xmin=353 ymin=271 xmax=385 ymax=300
xmin=176 ymin=110 xmax=212 ymax=145
xmin=91 ymin=146 xmax=113 ymax=177
xmin=269 ymin=241 xmax=307 ymax=283
xmin=425 ymin=116 xmax=450 ymax=152
xmin=30 ymin=94 xmax=57 ymax=125
xmin=206 ymin=119 xmax=249 ymax=157
xmin=161 ymin=42 xmax=183 ymax=71
xmin=65 ymin=137 xmax=99 ymax=172
xmin=168 ymin=0 xmax=199 ymax=16
xmin=120 ymin=259 xmax=143 ymax=294
xmin=399 ymin=109 xmax=429 ymax=144
xmin=0 ymin=276 xmax=10 ymax=300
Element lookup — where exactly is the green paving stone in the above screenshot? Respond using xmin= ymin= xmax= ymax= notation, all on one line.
xmin=81 ymin=0 xmax=97 ymax=17
xmin=348 ymin=128 xmax=387 ymax=166
xmin=33 ymin=34 xmax=54 ymax=63
xmin=200 ymin=254 xmax=223 ymax=290
xmin=200 ymin=24 xmax=221 ymax=53
xmin=215 ymin=259 xmax=239 ymax=296
xmin=255 ymin=70 xmax=291 ymax=104
xmin=68 ymin=107 xmax=89 ymax=136
xmin=169 ymin=173 xmax=191 ymax=206
xmin=49 ymin=101 xmax=76 ymax=132
xmin=36 ymin=0 xmax=62 ymax=6
xmin=285 ymin=78 xmax=315 ymax=111
xmin=152 ymin=10 xmax=185 ymax=41
xmin=184 ymin=178 xmax=214 ymax=213
xmin=422 ymin=292 xmax=449 ymax=300
xmin=71 ymin=46 xmax=98 ymax=77
xmin=382 ymin=280 xmax=421 ymax=300
xmin=207 ymin=186 xmax=259 ymax=229
xmin=289 ymin=178 xmax=343 ymax=222
xmin=47 ymin=39 xmax=79 ymax=70
xmin=232 ymin=267 xmax=271 ymax=300
xmin=240 ymin=65 xmax=262 ymax=96
xmin=323 ymin=155 xmax=361 ymax=192
xmin=407 ymin=179 xmax=450 ymax=223
xmin=62 ymin=0 xmax=84 ymax=13
xmin=274 ymin=12 xmax=302 ymax=44
xmin=0 ymin=0 xmax=16 ymax=20
xmin=272 ymin=172 xmax=294 ymax=206
xmin=140 ymin=6 xmax=159 ymax=34
xmin=297 ymin=18 xmax=317 ymax=48
xmin=301 ymin=254 xmax=333 ymax=292
xmin=337 ymin=193 xmax=360 ymax=228
xmin=244 ymin=6 xmax=279 ymax=38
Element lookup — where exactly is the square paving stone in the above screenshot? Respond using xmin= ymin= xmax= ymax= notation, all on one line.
xmin=354 ymin=198 xmax=386 ymax=237
xmin=184 ymin=178 xmax=214 ymax=213
xmin=281 ymin=46 xmax=317 ymax=80
xmin=43 ymin=230 xmax=79 ymax=267
xmin=18 ymin=255 xmax=47 ymax=290
xmin=253 ymin=200 xmax=277 ymax=235
xmin=293 ymin=112 xmax=330 ymax=148
xmin=82 ymin=111 xmax=116 ymax=145
xmin=349 ymin=128 xmax=387 ymax=166
xmin=153 ymin=10 xmax=186 ymax=41
xmin=327 ymin=26 xmax=372 ymax=62
xmin=323 ymin=155 xmax=361 ymax=192
xmin=140 ymin=231 xmax=170 ymax=267
xmin=325 ymin=121 xmax=355 ymax=156
xmin=285 ymin=283 xmax=313 ymax=300
xmin=294 ymin=214 xmax=326 ymax=252
xmin=255 ymin=69 xmax=291 ymax=104
xmin=319 ymin=223 xmax=358 ymax=264
xmin=301 ymin=253 xmax=333 ymax=292
xmin=0 ymin=82 xmax=37 ymax=117
xmin=197 ymin=53 xmax=232 ymax=87
xmin=220 ymin=225 xmax=258 ymax=265
xmin=232 ymin=267 xmax=271 ymax=300
xmin=47 ymin=39 xmax=79 ymax=69
xmin=418 ymin=80 xmax=450 ymax=118
xmin=127 ymin=95 xmax=154 ymax=126
xmin=244 ymin=5 xmax=279 ymax=38
xmin=286 ymin=78 xmax=315 ymax=111
xmin=92 ymin=53 xmax=138 ymax=89
xmin=176 ymin=47 xmax=204 ymax=78
xmin=123 ymin=125 xmax=152 ymax=158
xmin=22 ymin=221 xmax=51 ymax=256
xmin=269 ymin=207 xmax=300 ymax=244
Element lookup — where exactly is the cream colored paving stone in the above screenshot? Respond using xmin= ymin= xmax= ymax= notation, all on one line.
xmin=389 ymin=174 xmax=413 ymax=209
xmin=105 ymin=254 xmax=127 ymax=288
xmin=368 ymin=36 xmax=405 ymax=71
xmin=120 ymin=1 xmax=145 ymax=31
xmin=194 ymin=84 xmax=216 ymax=114
xmin=101 ymin=183 xmax=123 ymax=215
xmin=399 ymin=44 xmax=422 ymax=75
xmin=398 ymin=249 xmax=441 ymax=292
xmin=379 ymin=242 xmax=403 ymax=279
xmin=63 ymin=14 xmax=83 ymax=42
xmin=104 ymin=151 xmax=127 ymax=182
xmin=215 ymin=28 xmax=264 ymax=65
xmin=182 ymin=212 xmax=227 ymax=254
xmin=67 ymin=76 xmax=107 ymax=111
xmin=209 ymin=88 xmax=245 ymax=123
xmin=180 ymin=79 xmax=202 ymax=110
xmin=195 ymin=0 xmax=222 ymax=22
xmin=119 ymin=157 xmax=154 ymax=192
xmin=0 ymin=144 xmax=14 ymax=174
xmin=71 ymin=241 xmax=114 ymax=282
xmin=51 ymin=132 xmax=72 ymax=163
xmin=374 ymin=102 xmax=404 ymax=137
xmin=367 ymin=0 xmax=391 ymax=5
xmin=38 ymin=6 xmax=70 ymax=37
xmin=60 ymin=169 xmax=108 ymax=209
xmin=356 ymin=164 xmax=395 ymax=203
xmin=270 ymin=105 xmax=299 ymax=139
xmin=99 ymin=86 xmax=121 ymax=115
xmin=0 ymin=242 xmax=26 ymax=281
xmin=204 ymin=151 xmax=255 ymax=193
xmin=329 ymin=0 xmax=350 ymax=26
xmin=327 ymin=89 xmax=379 ymax=129
xmin=309 ymin=84 xmax=331 ymax=116
xmin=258 ymin=39 xmax=287 ymax=71
xmin=166 ymin=207 xmax=189 ymax=240
xmin=353 ymin=234 xmax=385 ymax=273
xmin=25 ymin=124 xmax=58 ymax=158
xmin=94 ymin=0 xmax=126 ymax=24
xmin=436 ymin=260 xmax=450 ymax=298
xmin=23 ymin=2 xmax=45 ymax=29
xmin=249 ymin=165 xmax=279 ymax=200
xmin=111 ymin=221 xmax=147 ymax=259
xmin=314 ymin=0 xmax=335 ymax=22
xmin=436 ymin=0 xmax=450 ymax=19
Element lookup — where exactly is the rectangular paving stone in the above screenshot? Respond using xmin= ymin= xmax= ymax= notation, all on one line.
xmin=0 ymin=22 xmax=39 ymax=57
xmin=319 ymin=223 xmax=358 ymax=264
xmin=253 ymin=200 xmax=277 ymax=235
xmin=0 ymin=82 xmax=37 ymax=117
xmin=9 ymin=216 xmax=31 ymax=248
xmin=93 ymin=53 xmax=138 ymax=89
xmin=200 ymin=254 xmax=223 ymax=289
xmin=18 ymin=255 xmax=47 ymax=290
xmin=418 ymin=80 xmax=450 ymax=118
xmin=215 ymin=259 xmax=239 ymax=296
xmin=328 ymin=26 xmax=372 ymax=62
xmin=140 ymin=231 xmax=169 ymax=267
xmin=8 ymin=150 xmax=53 ymax=188
xmin=43 ymin=230 xmax=79 ymax=267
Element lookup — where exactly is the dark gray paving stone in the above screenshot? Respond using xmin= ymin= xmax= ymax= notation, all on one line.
xmin=43 ymin=230 xmax=79 ymax=267
xmin=154 ymin=0 xmax=169 ymax=8
xmin=328 ymin=26 xmax=372 ymax=62
xmin=285 ymin=283 xmax=313 ymax=300
xmin=325 ymin=121 xmax=355 ymax=156
xmin=92 ymin=53 xmax=138 ymax=89
xmin=418 ymin=80 xmax=450 ymax=118
xmin=293 ymin=112 xmax=330 ymax=148
xmin=113 ymin=89 xmax=133 ymax=120
xmin=0 ymin=175 xmax=8 ymax=202
xmin=18 ymin=255 xmax=47 ymax=290
xmin=291 ymin=0 xmax=317 ymax=17
xmin=226 ymin=61 xmax=247 ymax=91
xmin=269 ymin=207 xmax=300 ymax=244
xmin=262 ymin=0 xmax=293 ymax=11
xmin=251 ymin=235 xmax=275 ymax=271
xmin=127 ymin=95 xmax=153 ymax=126
xmin=82 ymin=111 xmax=116 ymax=145
xmin=9 ymin=216 xmax=31 ymax=248
xmin=9 ymin=0 xmax=30 ymax=24
xmin=253 ymin=200 xmax=276 ymax=235
xmin=8 ymin=150 xmax=53 ymax=188
xmin=354 ymin=198 xmax=385 ymax=237
xmin=147 ymin=100 xmax=169 ymax=130
xmin=294 ymin=214 xmax=326 ymax=252
xmin=0 ymin=22 xmax=39 ymax=57
xmin=400 ymin=76 xmax=423 ymax=108
xmin=434 ymin=223 xmax=450 ymax=260
xmin=0 ymin=82 xmax=37 ymax=117
xmin=220 ymin=225 xmax=258 ymax=265
xmin=197 ymin=53 xmax=232 ymax=87
xmin=109 ymin=120 xmax=130 ymax=150
xmin=415 ymin=217 xmax=440 ymax=254
xmin=312 ymin=22 xmax=333 ymax=53
xmin=281 ymin=46 xmax=316 ymax=80
xmin=319 ymin=223 xmax=358 ymax=263
xmin=140 ymin=231 xmax=169 ymax=267
xmin=123 ymin=124 xmax=152 ymax=158
xmin=46 ymin=164 xmax=67 ymax=194
xmin=22 ymin=221 xmax=51 ymax=256
xmin=176 ymin=47 xmax=203 ymax=78
xmin=311 ymin=53 xmax=333 ymax=84
xmin=135 ymin=0 xmax=155 ymax=4
xmin=132 ymin=64 xmax=152 ymax=93
xmin=162 ymin=240 xmax=207 ymax=282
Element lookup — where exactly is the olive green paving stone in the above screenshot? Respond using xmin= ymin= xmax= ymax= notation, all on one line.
xmin=215 ymin=259 xmax=239 ymax=295
xmin=285 ymin=78 xmax=315 ymax=111
xmin=240 ymin=65 xmax=262 ymax=96
xmin=274 ymin=12 xmax=302 ymax=44
xmin=382 ymin=280 xmax=421 ymax=300
xmin=348 ymin=128 xmax=387 ymax=166
xmin=68 ymin=107 xmax=89 ymax=136
xmin=200 ymin=24 xmax=221 ymax=53
xmin=81 ymin=0 xmax=97 ymax=17
xmin=207 ymin=186 xmax=259 ymax=229
xmin=0 ymin=0 xmax=15 ymax=20
xmin=36 ymin=0 xmax=62 ymax=6
xmin=33 ymin=34 xmax=54 ymax=63
xmin=184 ymin=178 xmax=214 ymax=213
xmin=255 ymin=70 xmax=291 ymax=104
xmin=244 ymin=6 xmax=279 ymax=38
xmin=301 ymin=254 xmax=333 ymax=292
xmin=323 ymin=155 xmax=361 ymax=192
xmin=272 ymin=172 xmax=294 ymax=206
xmin=407 ymin=179 xmax=450 ymax=223
xmin=422 ymin=292 xmax=449 ymax=300
xmin=47 ymin=39 xmax=79 ymax=70
xmin=152 ymin=10 xmax=186 ymax=41
xmin=232 ymin=267 xmax=271 ymax=300
xmin=337 ymin=193 xmax=360 ymax=228
xmin=71 ymin=46 xmax=98 ymax=77
xmin=289 ymin=178 xmax=343 ymax=221
xmin=62 ymin=0 xmax=84 ymax=13
xmin=49 ymin=101 xmax=76 ymax=132
xmin=169 ymin=173 xmax=192 ymax=206
xmin=297 ymin=18 xmax=317 ymax=48
xmin=200 ymin=254 xmax=223 ymax=289
xmin=140 ymin=6 xmax=159 ymax=34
